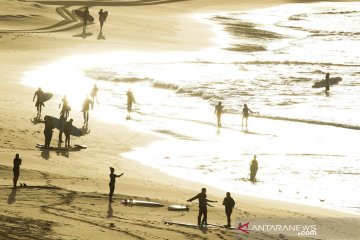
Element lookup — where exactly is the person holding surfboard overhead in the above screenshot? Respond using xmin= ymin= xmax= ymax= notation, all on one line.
xmin=222 ymin=192 xmax=235 ymax=227
xmin=98 ymin=9 xmax=108 ymax=31
xmin=126 ymin=89 xmax=135 ymax=120
xmin=33 ymin=87 xmax=45 ymax=118
xmin=250 ymin=155 xmax=258 ymax=182
xmin=82 ymin=95 xmax=93 ymax=126
xmin=214 ymin=101 xmax=223 ymax=127
xmin=187 ymin=188 xmax=217 ymax=226
xmin=108 ymin=167 xmax=124 ymax=202
xmin=325 ymin=73 xmax=330 ymax=92
xmin=59 ymin=95 xmax=70 ymax=120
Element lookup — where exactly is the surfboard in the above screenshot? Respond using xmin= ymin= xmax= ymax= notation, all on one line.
xmin=100 ymin=11 xmax=108 ymax=22
xmin=36 ymin=144 xmax=81 ymax=151
xmin=121 ymin=199 xmax=164 ymax=207
xmin=164 ymin=221 xmax=202 ymax=228
xmin=168 ymin=205 xmax=189 ymax=211
xmin=44 ymin=115 xmax=83 ymax=137
xmin=74 ymin=9 xmax=94 ymax=22
xmin=312 ymin=77 xmax=342 ymax=88
xmin=42 ymin=92 xmax=53 ymax=102
xmin=74 ymin=144 xmax=87 ymax=149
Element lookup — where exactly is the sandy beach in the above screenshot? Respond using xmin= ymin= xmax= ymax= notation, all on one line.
xmin=1 ymin=0 xmax=359 ymax=239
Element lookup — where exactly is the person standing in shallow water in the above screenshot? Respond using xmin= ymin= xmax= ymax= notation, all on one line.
xmin=109 ymin=167 xmax=124 ymax=202
xmin=242 ymin=104 xmax=254 ymax=130
xmin=82 ymin=96 xmax=93 ymax=125
xmin=126 ymin=89 xmax=135 ymax=120
xmin=13 ymin=154 xmax=22 ymax=188
xmin=90 ymin=84 xmax=99 ymax=106
xmin=214 ymin=101 xmax=223 ymax=127
xmin=250 ymin=155 xmax=258 ymax=182
xmin=187 ymin=188 xmax=217 ymax=226
xmin=325 ymin=73 xmax=330 ymax=93
xmin=222 ymin=192 xmax=235 ymax=227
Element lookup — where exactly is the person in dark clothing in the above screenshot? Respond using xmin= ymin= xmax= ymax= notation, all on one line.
xmin=325 ymin=73 xmax=330 ymax=92
xmin=242 ymin=104 xmax=254 ymax=130
xmin=126 ymin=89 xmax=135 ymax=119
xmin=44 ymin=116 xmax=54 ymax=148
xmin=64 ymin=118 xmax=73 ymax=148
xmin=214 ymin=101 xmax=223 ymax=127
xmin=59 ymin=95 xmax=70 ymax=120
xmin=58 ymin=112 xmax=66 ymax=143
xmin=187 ymin=188 xmax=217 ymax=226
xmin=109 ymin=167 xmax=124 ymax=202
xmin=33 ymin=87 xmax=44 ymax=117
xmin=222 ymin=192 xmax=236 ymax=227
xmin=90 ymin=84 xmax=99 ymax=106
xmin=250 ymin=155 xmax=258 ymax=182
xmin=13 ymin=154 xmax=22 ymax=188
xmin=82 ymin=96 xmax=93 ymax=125
xmin=98 ymin=9 xmax=108 ymax=31
xmin=83 ymin=7 xmax=90 ymax=31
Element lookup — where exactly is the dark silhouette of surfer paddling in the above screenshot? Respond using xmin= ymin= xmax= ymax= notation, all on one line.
xmin=44 ymin=116 xmax=54 ymax=148
xmin=250 ymin=155 xmax=258 ymax=182
xmin=325 ymin=73 xmax=330 ymax=93
xmin=64 ymin=118 xmax=73 ymax=148
xmin=187 ymin=188 xmax=217 ymax=226
xmin=59 ymin=95 xmax=70 ymax=120
xmin=82 ymin=96 xmax=93 ymax=126
xmin=109 ymin=167 xmax=124 ymax=202
xmin=223 ymin=192 xmax=235 ymax=227
xmin=126 ymin=89 xmax=135 ymax=120
xmin=242 ymin=104 xmax=255 ymax=130
xmin=33 ymin=87 xmax=44 ymax=118
xmin=13 ymin=154 xmax=22 ymax=188
xmin=214 ymin=101 xmax=223 ymax=127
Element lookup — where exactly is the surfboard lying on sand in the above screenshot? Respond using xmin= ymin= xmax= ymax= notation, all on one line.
xmin=44 ymin=115 xmax=83 ymax=137
xmin=36 ymin=144 xmax=82 ymax=151
xmin=74 ymin=9 xmax=94 ymax=22
xmin=168 ymin=205 xmax=189 ymax=211
xmin=74 ymin=144 xmax=87 ymax=149
xmin=121 ymin=199 xmax=164 ymax=207
xmin=312 ymin=77 xmax=342 ymax=88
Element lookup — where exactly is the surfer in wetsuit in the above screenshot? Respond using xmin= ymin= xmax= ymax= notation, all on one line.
xmin=126 ymin=89 xmax=135 ymax=120
xmin=13 ymin=153 xmax=22 ymax=188
xmin=214 ymin=101 xmax=223 ymax=127
xmin=250 ymin=155 xmax=258 ymax=182
xmin=187 ymin=188 xmax=217 ymax=226
xmin=98 ymin=9 xmax=107 ymax=31
xmin=325 ymin=73 xmax=330 ymax=92
xmin=90 ymin=84 xmax=99 ymax=106
xmin=82 ymin=96 xmax=93 ymax=126
xmin=242 ymin=104 xmax=254 ymax=130
xmin=83 ymin=7 xmax=90 ymax=31
xmin=33 ymin=87 xmax=44 ymax=118
xmin=108 ymin=167 xmax=124 ymax=202
xmin=64 ymin=118 xmax=73 ymax=148
xmin=59 ymin=95 xmax=70 ymax=120
xmin=44 ymin=116 xmax=54 ymax=148
xmin=223 ymin=192 xmax=235 ymax=227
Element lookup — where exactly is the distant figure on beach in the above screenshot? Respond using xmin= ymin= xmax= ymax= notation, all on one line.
xmin=90 ymin=84 xmax=99 ymax=106
xmin=214 ymin=101 xmax=223 ymax=127
xmin=242 ymin=104 xmax=254 ymax=130
xmin=13 ymin=153 xmax=22 ymax=188
xmin=325 ymin=73 xmax=330 ymax=92
xmin=64 ymin=118 xmax=73 ymax=147
xmin=58 ymin=112 xmax=66 ymax=143
xmin=33 ymin=87 xmax=44 ymax=117
xmin=126 ymin=89 xmax=135 ymax=120
xmin=83 ymin=7 xmax=90 ymax=31
xmin=44 ymin=116 xmax=54 ymax=148
xmin=109 ymin=167 xmax=124 ymax=202
xmin=187 ymin=188 xmax=217 ymax=226
xmin=222 ymin=192 xmax=235 ymax=227
xmin=59 ymin=95 xmax=70 ymax=120
xmin=82 ymin=96 xmax=93 ymax=125
xmin=98 ymin=9 xmax=108 ymax=31
xmin=250 ymin=155 xmax=258 ymax=182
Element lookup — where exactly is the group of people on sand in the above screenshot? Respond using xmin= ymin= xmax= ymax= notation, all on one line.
xmin=82 ymin=7 xmax=108 ymax=33
xmin=214 ymin=101 xmax=257 ymax=130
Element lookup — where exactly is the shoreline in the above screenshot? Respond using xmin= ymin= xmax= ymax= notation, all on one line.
xmin=1 ymin=0 xmax=360 ymax=239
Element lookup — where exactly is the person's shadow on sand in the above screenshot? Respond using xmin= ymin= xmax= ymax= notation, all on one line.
xmin=73 ymin=29 xmax=93 ymax=39
xmin=41 ymin=149 xmax=50 ymax=160
xmin=97 ymin=30 xmax=106 ymax=40
xmin=107 ymin=202 xmax=113 ymax=218
xmin=7 ymin=188 xmax=17 ymax=204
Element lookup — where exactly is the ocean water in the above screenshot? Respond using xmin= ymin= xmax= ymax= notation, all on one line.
xmin=23 ymin=2 xmax=360 ymax=213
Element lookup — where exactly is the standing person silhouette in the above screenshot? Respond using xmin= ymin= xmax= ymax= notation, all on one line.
xmin=44 ymin=116 xmax=54 ymax=148
xmin=90 ymin=84 xmax=99 ymax=106
xmin=13 ymin=154 xmax=22 ymax=188
xmin=187 ymin=188 xmax=217 ymax=226
xmin=250 ymin=155 xmax=258 ymax=182
xmin=33 ymin=87 xmax=44 ymax=118
xmin=83 ymin=7 xmax=90 ymax=32
xmin=214 ymin=101 xmax=223 ymax=127
xmin=64 ymin=119 xmax=73 ymax=148
xmin=59 ymin=95 xmax=70 ymax=120
xmin=325 ymin=73 xmax=330 ymax=93
xmin=126 ymin=89 xmax=135 ymax=120
xmin=98 ymin=9 xmax=108 ymax=31
xmin=108 ymin=167 xmax=124 ymax=202
xmin=222 ymin=192 xmax=235 ymax=227
xmin=242 ymin=104 xmax=254 ymax=130
xmin=82 ymin=96 xmax=93 ymax=125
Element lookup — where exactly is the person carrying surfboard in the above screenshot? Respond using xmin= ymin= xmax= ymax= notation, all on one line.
xmin=33 ymin=87 xmax=45 ymax=118
xmin=13 ymin=153 xmax=22 ymax=188
xmin=83 ymin=7 xmax=90 ymax=31
xmin=82 ymin=96 xmax=93 ymax=126
xmin=250 ymin=155 xmax=258 ymax=182
xmin=214 ymin=101 xmax=223 ymax=127
xmin=325 ymin=73 xmax=330 ymax=92
xmin=109 ymin=167 xmax=124 ymax=202
xmin=98 ymin=9 xmax=108 ymax=31
xmin=187 ymin=188 xmax=217 ymax=226
xmin=222 ymin=192 xmax=235 ymax=227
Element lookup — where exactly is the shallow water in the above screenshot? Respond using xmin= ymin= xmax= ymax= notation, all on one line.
xmin=23 ymin=2 xmax=360 ymax=214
